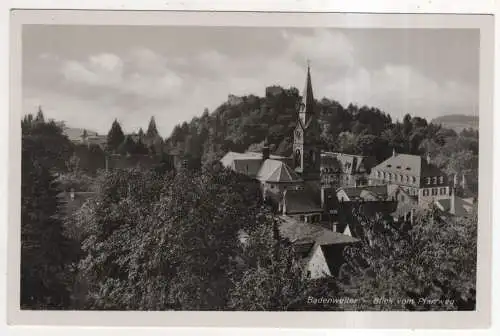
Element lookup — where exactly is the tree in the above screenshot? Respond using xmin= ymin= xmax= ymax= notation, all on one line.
xmin=22 ymin=111 xmax=73 ymax=172
xmin=106 ymin=119 xmax=125 ymax=153
xmin=338 ymin=205 xmax=477 ymax=311
xmin=35 ymin=106 xmax=45 ymax=123
xmin=21 ymin=124 xmax=76 ymax=309
xmin=228 ymin=217 xmax=329 ymax=311
xmin=74 ymin=165 xmax=269 ymax=310
xmin=146 ymin=116 xmax=160 ymax=139
xmin=117 ymin=136 xmax=137 ymax=155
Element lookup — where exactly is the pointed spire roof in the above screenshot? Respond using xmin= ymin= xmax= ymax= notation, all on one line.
xmin=302 ymin=62 xmax=315 ymax=110
xmin=299 ymin=61 xmax=316 ymax=128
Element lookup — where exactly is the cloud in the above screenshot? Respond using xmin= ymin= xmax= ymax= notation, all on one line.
xmin=24 ymin=28 xmax=478 ymax=137
xmin=62 ymin=53 xmax=123 ymax=87
xmin=325 ymin=64 xmax=478 ymax=120
xmin=285 ymin=29 xmax=356 ymax=70
xmin=61 ymin=50 xmax=184 ymax=101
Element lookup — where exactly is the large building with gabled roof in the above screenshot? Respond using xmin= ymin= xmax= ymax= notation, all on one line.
xmin=368 ymin=150 xmax=451 ymax=206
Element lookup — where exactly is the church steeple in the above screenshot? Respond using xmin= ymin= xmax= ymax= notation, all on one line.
xmin=299 ymin=61 xmax=316 ymax=127
xmin=293 ymin=63 xmax=321 ymax=182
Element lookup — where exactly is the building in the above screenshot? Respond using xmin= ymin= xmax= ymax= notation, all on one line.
xmin=321 ymin=152 xmax=375 ymax=188
xmin=433 ymin=177 xmax=475 ymax=217
xmin=221 ymin=65 xmax=327 ymax=223
xmin=279 ymin=216 xmax=360 ymax=279
xmin=368 ymin=151 xmax=450 ymax=207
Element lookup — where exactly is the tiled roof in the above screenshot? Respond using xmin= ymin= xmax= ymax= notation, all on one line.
xmin=257 ymin=159 xmax=301 ymax=183
xmin=220 ymin=151 xmax=290 ymax=178
xmin=283 ymin=189 xmax=323 ymax=214
xmin=371 ymin=153 xmax=443 ymax=178
xmin=339 ymin=185 xmax=390 ymax=201
xmin=279 ymin=216 xmax=360 ymax=246
xmin=322 ymin=152 xmax=372 ymax=175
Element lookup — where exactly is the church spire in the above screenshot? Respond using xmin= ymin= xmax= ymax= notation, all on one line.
xmin=299 ymin=61 xmax=315 ymax=127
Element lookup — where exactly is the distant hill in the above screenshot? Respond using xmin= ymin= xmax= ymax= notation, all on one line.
xmin=431 ymin=114 xmax=479 ymax=132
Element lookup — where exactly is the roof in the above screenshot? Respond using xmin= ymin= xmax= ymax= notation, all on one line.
xmin=220 ymin=151 xmax=289 ymax=178
xmin=435 ymin=196 xmax=474 ymax=217
xmin=320 ymin=244 xmax=351 ymax=278
xmin=283 ymin=189 xmax=323 ymax=214
xmin=371 ymin=153 xmax=444 ymax=178
xmin=321 ymin=152 xmax=374 ymax=175
xmin=338 ymin=185 xmax=390 ymax=201
xmin=298 ymin=65 xmax=316 ymax=129
xmin=391 ymin=202 xmax=418 ymax=219
xmin=279 ymin=216 xmax=360 ymax=246
xmin=257 ymin=159 xmax=301 ymax=183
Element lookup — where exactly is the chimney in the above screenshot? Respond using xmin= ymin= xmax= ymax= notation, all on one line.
xmin=461 ymin=173 xmax=467 ymax=190
xmin=282 ymin=189 xmax=288 ymax=215
xmin=262 ymin=137 xmax=270 ymax=161
xmin=450 ymin=184 xmax=456 ymax=215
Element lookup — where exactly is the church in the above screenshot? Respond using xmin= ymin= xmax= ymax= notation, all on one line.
xmin=221 ymin=65 xmax=335 ymax=225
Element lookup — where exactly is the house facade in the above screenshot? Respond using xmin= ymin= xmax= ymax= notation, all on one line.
xmin=368 ymin=151 xmax=450 ymax=207
xmin=321 ymin=152 xmax=375 ymax=188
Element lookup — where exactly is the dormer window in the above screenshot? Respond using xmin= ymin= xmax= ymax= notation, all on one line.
xmin=426 ymin=177 xmax=431 ymax=185
xmin=439 ymin=176 xmax=444 ymax=184
xmin=433 ymin=177 xmax=437 ymax=184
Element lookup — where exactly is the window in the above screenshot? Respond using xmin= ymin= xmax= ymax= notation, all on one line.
xmin=433 ymin=177 xmax=437 ymax=185
xmin=412 ymin=176 xmax=416 ymax=183
xmin=440 ymin=187 xmax=447 ymax=195
xmin=423 ymin=189 xmax=429 ymax=196
xmin=439 ymin=176 xmax=444 ymax=184
xmin=377 ymin=171 xmax=381 ymax=178
xmin=432 ymin=188 xmax=438 ymax=196
xmin=399 ymin=174 xmax=403 ymax=182
xmin=405 ymin=176 xmax=409 ymax=183
xmin=426 ymin=177 xmax=431 ymax=185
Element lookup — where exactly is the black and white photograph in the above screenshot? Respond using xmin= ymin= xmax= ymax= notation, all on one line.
xmin=7 ymin=9 xmax=494 ymax=329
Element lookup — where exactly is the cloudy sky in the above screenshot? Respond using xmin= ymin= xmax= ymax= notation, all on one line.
xmin=22 ymin=25 xmax=479 ymax=137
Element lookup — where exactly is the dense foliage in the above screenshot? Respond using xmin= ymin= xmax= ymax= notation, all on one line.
xmin=21 ymin=111 xmax=77 ymax=309
xmin=337 ymin=205 xmax=477 ymax=311
xmin=164 ymin=87 xmax=478 ymax=198
xmin=20 ymin=81 xmax=479 ymax=311
xmin=68 ymin=163 xmax=314 ymax=310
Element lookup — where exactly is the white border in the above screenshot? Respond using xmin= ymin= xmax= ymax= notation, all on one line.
xmin=1 ymin=1 xmax=497 ymax=335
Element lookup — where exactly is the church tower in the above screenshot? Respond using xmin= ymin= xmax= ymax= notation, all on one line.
xmin=293 ymin=64 xmax=321 ymax=182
